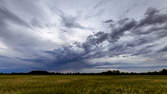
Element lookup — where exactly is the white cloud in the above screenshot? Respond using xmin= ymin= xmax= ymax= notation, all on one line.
xmin=88 ymin=54 xmax=153 ymax=64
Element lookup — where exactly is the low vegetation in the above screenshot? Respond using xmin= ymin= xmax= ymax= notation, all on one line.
xmin=0 ymin=75 xmax=167 ymax=94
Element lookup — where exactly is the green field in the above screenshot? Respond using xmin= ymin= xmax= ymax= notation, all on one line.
xmin=0 ymin=75 xmax=167 ymax=94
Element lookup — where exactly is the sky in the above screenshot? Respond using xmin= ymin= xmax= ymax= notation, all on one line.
xmin=0 ymin=0 xmax=167 ymax=73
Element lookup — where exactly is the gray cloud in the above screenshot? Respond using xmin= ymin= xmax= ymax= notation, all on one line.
xmin=24 ymin=7 xmax=167 ymax=72
xmin=80 ymin=7 xmax=167 ymax=60
xmin=0 ymin=0 xmax=167 ymax=72
xmin=138 ymin=7 xmax=167 ymax=27
xmin=93 ymin=0 xmax=112 ymax=9
xmin=0 ymin=7 xmax=29 ymax=27
xmin=88 ymin=8 xmax=167 ymax=45
xmin=60 ymin=14 xmax=84 ymax=29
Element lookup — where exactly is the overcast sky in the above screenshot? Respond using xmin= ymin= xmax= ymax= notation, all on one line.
xmin=0 ymin=0 xmax=167 ymax=73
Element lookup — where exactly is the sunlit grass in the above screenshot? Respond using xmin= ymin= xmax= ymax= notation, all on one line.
xmin=0 ymin=75 xmax=167 ymax=94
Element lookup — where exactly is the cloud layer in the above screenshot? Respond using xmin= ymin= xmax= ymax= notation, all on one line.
xmin=0 ymin=0 xmax=167 ymax=72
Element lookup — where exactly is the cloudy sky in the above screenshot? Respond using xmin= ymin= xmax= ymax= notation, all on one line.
xmin=0 ymin=0 xmax=167 ymax=73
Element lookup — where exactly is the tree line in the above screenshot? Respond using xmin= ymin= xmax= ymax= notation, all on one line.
xmin=1 ymin=69 xmax=167 ymax=75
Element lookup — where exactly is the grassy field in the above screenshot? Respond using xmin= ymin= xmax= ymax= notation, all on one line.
xmin=0 ymin=75 xmax=167 ymax=94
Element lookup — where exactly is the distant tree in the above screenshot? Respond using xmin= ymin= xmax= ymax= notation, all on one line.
xmin=28 ymin=70 xmax=50 ymax=75
xmin=159 ymin=69 xmax=167 ymax=75
xmin=102 ymin=70 xmax=120 ymax=75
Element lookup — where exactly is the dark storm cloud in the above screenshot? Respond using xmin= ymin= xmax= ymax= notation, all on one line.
xmin=9 ymin=7 xmax=167 ymax=72
xmin=0 ymin=55 xmax=35 ymax=73
xmin=94 ymin=8 xmax=167 ymax=44
xmin=81 ymin=7 xmax=167 ymax=58
xmin=83 ymin=18 xmax=137 ymax=47
xmin=85 ymin=31 xmax=108 ymax=46
xmin=39 ymin=7 xmax=167 ymax=71
xmin=0 ymin=0 xmax=167 ymax=73
xmin=138 ymin=7 xmax=167 ymax=27
xmin=108 ymin=19 xmax=137 ymax=42
xmin=0 ymin=0 xmax=94 ymax=72
xmin=21 ymin=46 xmax=94 ymax=72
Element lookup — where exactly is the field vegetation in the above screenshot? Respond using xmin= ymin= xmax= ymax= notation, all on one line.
xmin=0 ymin=75 xmax=167 ymax=94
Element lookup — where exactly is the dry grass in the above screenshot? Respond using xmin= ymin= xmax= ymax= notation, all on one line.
xmin=0 ymin=75 xmax=167 ymax=94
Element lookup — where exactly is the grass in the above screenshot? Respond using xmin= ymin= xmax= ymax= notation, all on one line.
xmin=0 ymin=75 xmax=167 ymax=94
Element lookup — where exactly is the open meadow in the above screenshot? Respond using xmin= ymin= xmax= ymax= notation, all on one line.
xmin=0 ymin=75 xmax=167 ymax=94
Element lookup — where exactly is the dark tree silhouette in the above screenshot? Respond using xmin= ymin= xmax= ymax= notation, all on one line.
xmin=4 ymin=69 xmax=167 ymax=75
